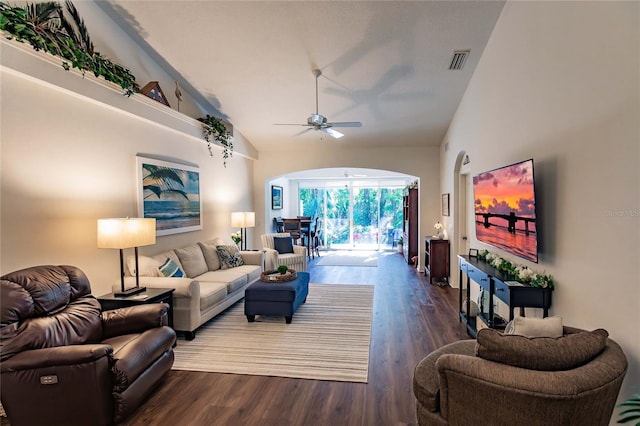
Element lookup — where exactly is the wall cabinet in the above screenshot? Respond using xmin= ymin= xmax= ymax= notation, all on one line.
xmin=424 ymin=237 xmax=449 ymax=284
xmin=458 ymin=255 xmax=553 ymax=337
xmin=402 ymin=188 xmax=418 ymax=264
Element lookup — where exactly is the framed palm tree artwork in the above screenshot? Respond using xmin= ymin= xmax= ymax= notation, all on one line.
xmin=136 ymin=156 xmax=202 ymax=236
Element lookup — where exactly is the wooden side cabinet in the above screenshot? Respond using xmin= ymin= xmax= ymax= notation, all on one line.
xmin=424 ymin=237 xmax=450 ymax=284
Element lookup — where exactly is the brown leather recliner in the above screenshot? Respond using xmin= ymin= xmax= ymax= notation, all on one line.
xmin=0 ymin=265 xmax=177 ymax=425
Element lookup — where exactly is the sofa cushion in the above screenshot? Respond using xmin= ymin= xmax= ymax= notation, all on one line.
xmin=198 ymin=241 xmax=221 ymax=271
xmin=216 ymin=245 xmax=245 ymax=269
xmin=198 ymin=281 xmax=229 ymax=311
xmin=197 ymin=270 xmax=248 ymax=293
xmin=475 ymin=327 xmax=609 ymax=371
xmin=273 ymin=236 xmax=294 ymax=254
xmin=126 ymin=255 xmax=160 ymax=277
xmin=158 ymin=258 xmax=185 ymax=278
xmin=175 ymin=244 xmax=208 ymax=278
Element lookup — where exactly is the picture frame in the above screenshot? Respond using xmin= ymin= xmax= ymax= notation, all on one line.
xmin=140 ymin=81 xmax=171 ymax=107
xmin=271 ymin=185 xmax=283 ymax=210
xmin=442 ymin=193 xmax=450 ymax=216
xmin=136 ymin=156 xmax=202 ymax=236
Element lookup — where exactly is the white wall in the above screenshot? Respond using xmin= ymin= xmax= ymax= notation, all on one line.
xmin=0 ymin=3 xmax=256 ymax=296
xmin=441 ymin=1 xmax=639 ymax=406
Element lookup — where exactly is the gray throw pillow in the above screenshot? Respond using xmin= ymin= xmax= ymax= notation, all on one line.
xmin=216 ymin=245 xmax=245 ymax=269
xmin=475 ymin=327 xmax=609 ymax=371
xmin=273 ymin=236 xmax=294 ymax=254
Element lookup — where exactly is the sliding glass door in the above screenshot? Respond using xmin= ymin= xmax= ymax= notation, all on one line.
xmin=299 ymin=183 xmax=404 ymax=251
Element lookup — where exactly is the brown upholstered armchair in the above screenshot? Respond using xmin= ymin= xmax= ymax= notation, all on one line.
xmin=413 ymin=326 xmax=628 ymax=426
xmin=1 ymin=265 xmax=176 ymax=425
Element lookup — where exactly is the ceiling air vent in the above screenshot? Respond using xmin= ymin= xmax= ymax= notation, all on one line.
xmin=449 ymin=50 xmax=470 ymax=70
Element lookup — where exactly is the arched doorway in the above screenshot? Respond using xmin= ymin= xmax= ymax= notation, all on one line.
xmin=265 ymin=168 xmax=418 ymax=251
xmin=452 ymin=152 xmax=471 ymax=287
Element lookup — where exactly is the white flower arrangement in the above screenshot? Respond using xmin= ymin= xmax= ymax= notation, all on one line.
xmin=477 ymin=249 xmax=555 ymax=289
xmin=231 ymin=231 xmax=242 ymax=245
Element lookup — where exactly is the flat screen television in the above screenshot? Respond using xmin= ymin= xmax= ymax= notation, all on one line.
xmin=473 ymin=159 xmax=538 ymax=263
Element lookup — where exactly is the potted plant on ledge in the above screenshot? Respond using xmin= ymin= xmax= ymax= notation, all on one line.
xmin=197 ymin=114 xmax=233 ymax=166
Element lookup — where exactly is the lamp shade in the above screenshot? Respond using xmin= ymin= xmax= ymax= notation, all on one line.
xmin=97 ymin=218 xmax=156 ymax=249
xmin=231 ymin=212 xmax=255 ymax=228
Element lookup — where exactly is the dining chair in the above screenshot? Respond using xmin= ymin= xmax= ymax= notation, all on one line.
xmin=309 ymin=216 xmax=321 ymax=258
xmin=282 ymin=218 xmax=303 ymax=245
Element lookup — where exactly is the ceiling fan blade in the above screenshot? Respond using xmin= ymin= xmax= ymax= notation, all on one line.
xmin=323 ymin=128 xmax=344 ymax=139
xmin=293 ymin=127 xmax=314 ymax=137
xmin=326 ymin=121 xmax=362 ymax=128
xmin=274 ymin=123 xmax=312 ymax=126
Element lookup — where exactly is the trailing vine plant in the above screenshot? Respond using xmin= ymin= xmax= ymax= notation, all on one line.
xmin=197 ymin=114 xmax=233 ymax=167
xmin=0 ymin=1 xmax=139 ymax=95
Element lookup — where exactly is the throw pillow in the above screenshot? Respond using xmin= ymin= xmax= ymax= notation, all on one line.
xmin=510 ymin=315 xmax=563 ymax=337
xmin=175 ymin=243 xmax=208 ymax=278
xmin=126 ymin=255 xmax=160 ymax=277
xmin=158 ymin=257 xmax=185 ymax=278
xmin=475 ymin=327 xmax=609 ymax=371
xmin=198 ymin=241 xmax=221 ymax=271
xmin=216 ymin=245 xmax=245 ymax=270
xmin=273 ymin=236 xmax=294 ymax=254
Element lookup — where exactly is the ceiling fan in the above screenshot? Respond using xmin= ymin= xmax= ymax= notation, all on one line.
xmin=275 ymin=69 xmax=362 ymax=139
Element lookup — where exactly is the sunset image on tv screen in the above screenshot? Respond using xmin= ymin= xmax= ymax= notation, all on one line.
xmin=473 ymin=159 xmax=538 ymax=263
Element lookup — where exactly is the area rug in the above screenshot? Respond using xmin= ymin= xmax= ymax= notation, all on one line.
xmin=315 ymin=251 xmax=378 ymax=267
xmin=172 ymin=283 xmax=374 ymax=382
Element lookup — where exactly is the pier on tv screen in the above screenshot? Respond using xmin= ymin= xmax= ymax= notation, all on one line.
xmin=473 ymin=159 xmax=538 ymax=263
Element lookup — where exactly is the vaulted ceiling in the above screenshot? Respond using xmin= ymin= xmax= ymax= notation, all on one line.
xmin=104 ymin=1 xmax=505 ymax=152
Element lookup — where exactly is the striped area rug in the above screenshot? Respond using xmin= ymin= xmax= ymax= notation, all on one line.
xmin=172 ymin=283 xmax=374 ymax=383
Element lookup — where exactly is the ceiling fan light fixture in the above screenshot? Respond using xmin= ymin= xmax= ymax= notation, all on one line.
xmin=323 ymin=128 xmax=344 ymax=139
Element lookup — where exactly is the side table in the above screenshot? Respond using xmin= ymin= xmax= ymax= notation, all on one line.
xmin=97 ymin=287 xmax=175 ymax=328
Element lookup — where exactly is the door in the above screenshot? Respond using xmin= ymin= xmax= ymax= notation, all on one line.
xmin=352 ymin=187 xmax=379 ymax=249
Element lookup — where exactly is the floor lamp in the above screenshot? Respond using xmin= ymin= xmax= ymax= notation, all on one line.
xmin=97 ymin=217 xmax=156 ymax=297
xmin=231 ymin=211 xmax=255 ymax=251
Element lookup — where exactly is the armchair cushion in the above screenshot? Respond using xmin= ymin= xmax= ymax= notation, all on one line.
xmin=476 ymin=327 xmax=609 ymax=371
xmin=0 ymin=297 xmax=103 ymax=361
xmin=104 ymin=327 xmax=176 ymax=392
xmin=101 ymin=304 xmax=170 ymax=339
xmin=274 ymin=236 xmax=294 ymax=254
xmin=0 ymin=344 xmax=113 ymax=372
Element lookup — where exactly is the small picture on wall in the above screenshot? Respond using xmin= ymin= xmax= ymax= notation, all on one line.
xmin=272 ymin=185 xmax=283 ymax=210
xmin=442 ymin=193 xmax=450 ymax=216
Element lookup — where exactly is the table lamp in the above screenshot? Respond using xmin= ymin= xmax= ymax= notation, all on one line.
xmin=231 ymin=211 xmax=255 ymax=250
xmin=97 ymin=217 xmax=156 ymax=297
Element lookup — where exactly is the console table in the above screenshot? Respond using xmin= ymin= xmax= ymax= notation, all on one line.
xmin=458 ymin=255 xmax=552 ymax=337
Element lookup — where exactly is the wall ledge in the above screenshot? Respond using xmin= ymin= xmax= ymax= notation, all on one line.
xmin=0 ymin=37 xmax=257 ymax=160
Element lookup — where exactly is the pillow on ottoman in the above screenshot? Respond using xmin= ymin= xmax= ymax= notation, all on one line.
xmin=475 ymin=327 xmax=609 ymax=371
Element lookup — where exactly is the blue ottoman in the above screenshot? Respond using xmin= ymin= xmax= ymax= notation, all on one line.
xmin=244 ymin=272 xmax=310 ymax=324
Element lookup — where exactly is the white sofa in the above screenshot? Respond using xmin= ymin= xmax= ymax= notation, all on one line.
xmin=261 ymin=233 xmax=307 ymax=272
xmin=123 ymin=239 xmax=264 ymax=340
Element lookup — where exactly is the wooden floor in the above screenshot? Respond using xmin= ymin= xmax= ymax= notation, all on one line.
xmin=1 ymin=251 xmax=469 ymax=426
xmin=121 ymin=250 xmax=468 ymax=426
